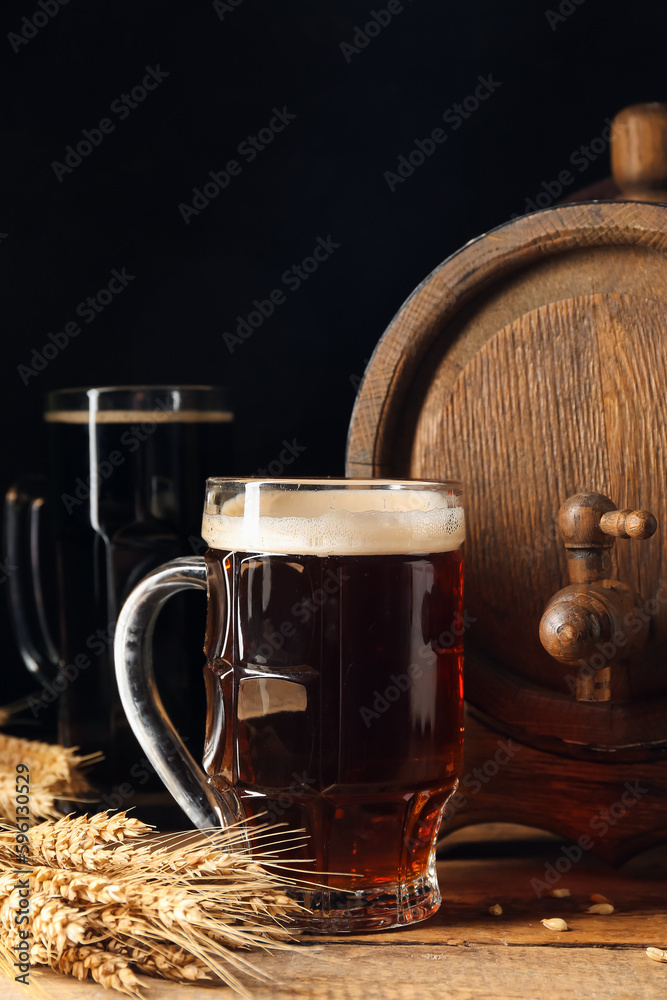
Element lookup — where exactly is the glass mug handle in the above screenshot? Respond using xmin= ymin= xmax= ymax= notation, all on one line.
xmin=4 ymin=475 xmax=60 ymax=685
xmin=114 ymin=555 xmax=244 ymax=830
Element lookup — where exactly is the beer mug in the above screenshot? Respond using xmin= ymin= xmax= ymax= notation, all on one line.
xmin=115 ymin=478 xmax=465 ymax=931
xmin=5 ymin=386 xmax=233 ymax=821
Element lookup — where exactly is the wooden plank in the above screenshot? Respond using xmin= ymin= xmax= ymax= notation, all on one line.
xmin=7 ymin=944 xmax=667 ymax=1000
xmin=3 ymin=854 xmax=665 ymax=999
xmin=439 ymin=711 xmax=667 ymax=865
xmin=599 ymin=293 xmax=667 ymax=649
xmin=434 ymin=295 xmax=610 ymax=694
xmin=309 ymin=854 xmax=667 ymax=948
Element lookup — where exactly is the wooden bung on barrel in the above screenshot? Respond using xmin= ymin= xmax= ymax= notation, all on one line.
xmin=347 ymin=103 xmax=667 ymax=862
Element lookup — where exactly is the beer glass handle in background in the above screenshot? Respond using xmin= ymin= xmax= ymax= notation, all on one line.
xmin=114 ymin=555 xmax=242 ymax=831
xmin=4 ymin=476 xmax=60 ymax=685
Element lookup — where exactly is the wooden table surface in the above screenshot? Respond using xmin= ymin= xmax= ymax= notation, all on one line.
xmin=6 ymin=834 xmax=667 ymax=1000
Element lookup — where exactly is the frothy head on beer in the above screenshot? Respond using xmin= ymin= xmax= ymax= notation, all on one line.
xmin=202 ymin=478 xmax=464 ymax=556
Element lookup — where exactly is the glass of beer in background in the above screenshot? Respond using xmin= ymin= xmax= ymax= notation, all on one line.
xmin=5 ymin=386 xmax=233 ymax=824
xmin=115 ymin=478 xmax=465 ymax=931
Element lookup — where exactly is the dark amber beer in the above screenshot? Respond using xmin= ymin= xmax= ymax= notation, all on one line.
xmin=201 ymin=480 xmax=464 ymax=925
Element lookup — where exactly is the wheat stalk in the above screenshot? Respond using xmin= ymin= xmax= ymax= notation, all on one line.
xmin=31 ymin=943 xmax=143 ymax=997
xmin=0 ymin=694 xmax=51 ymax=729
xmin=0 ymin=734 xmax=101 ymax=779
xmin=0 ymin=810 xmax=152 ymax=871
xmin=0 ymin=734 xmax=101 ymax=824
xmin=0 ymin=810 xmax=311 ymax=997
xmin=0 ymin=776 xmax=63 ymax=824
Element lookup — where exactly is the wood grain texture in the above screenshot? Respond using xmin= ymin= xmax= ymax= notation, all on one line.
xmin=413 ymin=293 xmax=667 ymax=751
xmin=611 ymin=102 xmax=667 ymax=202
xmin=347 ymin=203 xmax=667 ymax=476
xmin=5 ymin=852 xmax=666 ymax=999
xmin=598 ymin=293 xmax=667 ymax=620
xmin=434 ymin=294 xmax=667 ymax=725
xmin=9 ymin=947 xmax=667 ymax=1000
xmin=442 ymin=710 xmax=667 ymax=864
xmin=345 ymin=201 xmax=667 ymax=856
xmin=436 ymin=296 xmax=612 ymax=690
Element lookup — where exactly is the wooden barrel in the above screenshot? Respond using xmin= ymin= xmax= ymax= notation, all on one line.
xmin=346 ymin=197 xmax=667 ymax=861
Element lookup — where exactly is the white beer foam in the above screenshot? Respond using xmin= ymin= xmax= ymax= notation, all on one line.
xmin=202 ymin=488 xmax=465 ymax=556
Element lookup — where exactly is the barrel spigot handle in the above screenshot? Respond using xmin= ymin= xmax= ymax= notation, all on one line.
xmin=539 ymin=492 xmax=657 ymax=702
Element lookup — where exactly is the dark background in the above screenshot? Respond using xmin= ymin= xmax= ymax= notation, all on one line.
xmin=2 ymin=0 xmax=665 ymax=706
